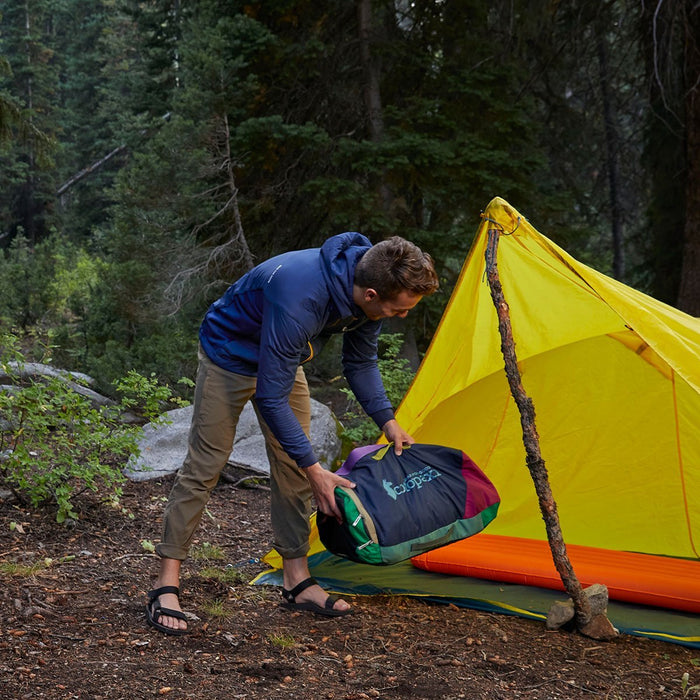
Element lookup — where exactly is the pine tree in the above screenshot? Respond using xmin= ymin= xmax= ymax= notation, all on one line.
xmin=52 ymin=0 xmax=121 ymax=242
xmin=0 ymin=0 xmax=61 ymax=245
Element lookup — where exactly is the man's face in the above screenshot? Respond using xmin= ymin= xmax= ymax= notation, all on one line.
xmin=359 ymin=289 xmax=423 ymax=321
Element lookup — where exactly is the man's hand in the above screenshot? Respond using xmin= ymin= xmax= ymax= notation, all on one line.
xmin=304 ymin=463 xmax=355 ymax=522
xmin=381 ymin=418 xmax=415 ymax=455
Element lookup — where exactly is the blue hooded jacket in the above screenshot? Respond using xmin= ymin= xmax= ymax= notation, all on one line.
xmin=199 ymin=232 xmax=395 ymax=468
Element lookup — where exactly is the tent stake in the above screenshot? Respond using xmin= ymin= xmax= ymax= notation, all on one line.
xmin=484 ymin=226 xmax=617 ymax=640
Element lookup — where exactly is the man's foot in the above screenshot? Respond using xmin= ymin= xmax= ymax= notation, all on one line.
xmin=281 ymin=577 xmax=352 ymax=617
xmin=146 ymin=585 xmax=189 ymax=635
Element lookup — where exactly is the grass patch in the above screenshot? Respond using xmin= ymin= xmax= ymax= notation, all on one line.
xmin=201 ymin=597 xmax=234 ymax=619
xmin=191 ymin=542 xmax=226 ymax=561
xmin=0 ymin=560 xmax=47 ymax=577
xmin=200 ymin=565 xmax=247 ymax=585
xmin=268 ymin=632 xmax=296 ymax=648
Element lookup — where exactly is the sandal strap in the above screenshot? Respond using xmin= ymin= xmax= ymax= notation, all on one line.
xmin=147 ymin=585 xmax=180 ymax=600
xmin=152 ymin=605 xmax=187 ymax=622
xmin=283 ymin=577 xmax=317 ymax=602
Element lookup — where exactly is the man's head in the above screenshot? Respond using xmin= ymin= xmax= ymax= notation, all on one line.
xmin=353 ymin=236 xmax=439 ymax=321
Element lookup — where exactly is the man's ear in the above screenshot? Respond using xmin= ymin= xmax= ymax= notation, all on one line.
xmin=364 ymin=288 xmax=378 ymax=301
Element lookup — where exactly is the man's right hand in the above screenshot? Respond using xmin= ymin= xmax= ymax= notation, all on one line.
xmin=304 ymin=463 xmax=355 ymax=523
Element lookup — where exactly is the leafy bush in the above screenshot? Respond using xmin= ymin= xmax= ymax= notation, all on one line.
xmin=340 ymin=333 xmax=415 ymax=446
xmin=84 ymin=326 xmax=198 ymax=400
xmin=0 ymin=334 xmax=187 ymax=523
xmin=0 ymin=233 xmax=199 ymax=399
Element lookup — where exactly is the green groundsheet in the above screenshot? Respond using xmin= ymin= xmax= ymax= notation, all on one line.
xmin=254 ymin=551 xmax=700 ymax=649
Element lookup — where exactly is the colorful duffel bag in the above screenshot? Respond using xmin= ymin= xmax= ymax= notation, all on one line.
xmin=317 ymin=443 xmax=500 ymax=565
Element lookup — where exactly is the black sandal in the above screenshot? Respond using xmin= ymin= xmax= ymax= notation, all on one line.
xmin=281 ymin=577 xmax=352 ymax=617
xmin=146 ymin=585 xmax=189 ymax=636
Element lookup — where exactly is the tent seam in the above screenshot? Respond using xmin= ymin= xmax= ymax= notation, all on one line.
xmin=484 ymin=390 xmax=511 ymax=471
xmin=672 ymin=370 xmax=699 ymax=558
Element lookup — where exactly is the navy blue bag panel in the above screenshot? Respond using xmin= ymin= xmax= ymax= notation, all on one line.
xmin=350 ymin=444 xmax=468 ymax=546
xmin=318 ymin=443 xmax=500 ymax=565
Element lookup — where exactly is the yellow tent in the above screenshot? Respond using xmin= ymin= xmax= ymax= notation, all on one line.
xmin=398 ymin=196 xmax=700 ymax=560
xmin=258 ymin=197 xmax=700 ymax=644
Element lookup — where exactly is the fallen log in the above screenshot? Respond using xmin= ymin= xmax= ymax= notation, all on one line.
xmin=0 ymin=361 xmax=115 ymax=407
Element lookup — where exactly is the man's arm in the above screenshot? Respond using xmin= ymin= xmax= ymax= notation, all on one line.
xmin=254 ymin=308 xmax=319 ymax=467
xmin=341 ymin=323 xmax=394 ymax=428
xmin=342 ymin=326 xmax=416 ymax=454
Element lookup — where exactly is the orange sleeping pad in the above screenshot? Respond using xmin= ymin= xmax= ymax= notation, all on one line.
xmin=411 ymin=534 xmax=700 ymax=614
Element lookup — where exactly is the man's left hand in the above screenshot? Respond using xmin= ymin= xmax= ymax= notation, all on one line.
xmin=381 ymin=418 xmax=415 ymax=455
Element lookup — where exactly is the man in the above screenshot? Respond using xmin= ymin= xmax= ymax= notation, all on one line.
xmin=146 ymin=232 xmax=439 ymax=634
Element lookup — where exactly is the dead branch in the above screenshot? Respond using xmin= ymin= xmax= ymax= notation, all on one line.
xmin=56 ymin=112 xmax=171 ymax=196
xmin=56 ymin=144 xmax=127 ymax=196
xmin=161 ymin=111 xmax=254 ymax=315
xmin=484 ymin=225 xmax=617 ymax=640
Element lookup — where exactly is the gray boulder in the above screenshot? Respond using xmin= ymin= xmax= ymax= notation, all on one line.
xmin=125 ymin=399 xmax=341 ymax=481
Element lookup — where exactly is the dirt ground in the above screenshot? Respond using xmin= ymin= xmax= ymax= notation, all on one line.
xmin=1 ymin=470 xmax=699 ymax=700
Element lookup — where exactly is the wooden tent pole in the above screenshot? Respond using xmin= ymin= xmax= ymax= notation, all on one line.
xmin=484 ymin=225 xmax=616 ymax=639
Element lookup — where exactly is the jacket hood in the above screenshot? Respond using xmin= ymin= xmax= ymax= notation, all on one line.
xmin=320 ymin=232 xmax=372 ymax=317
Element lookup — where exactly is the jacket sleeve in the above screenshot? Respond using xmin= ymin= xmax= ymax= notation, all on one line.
xmin=254 ymin=306 xmax=318 ymax=469
xmin=342 ymin=321 xmax=395 ymax=429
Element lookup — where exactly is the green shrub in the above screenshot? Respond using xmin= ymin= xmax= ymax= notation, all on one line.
xmin=81 ymin=317 xmax=199 ymax=399
xmin=0 ymin=334 xmax=187 ymax=523
xmin=0 ymin=232 xmax=55 ymax=329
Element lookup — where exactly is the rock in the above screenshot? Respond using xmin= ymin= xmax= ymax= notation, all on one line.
xmin=125 ymin=399 xmax=342 ymax=481
xmin=582 ymin=583 xmax=609 ymax=616
xmin=124 ymin=405 xmax=193 ymax=481
xmin=0 ymin=488 xmax=17 ymax=503
xmin=546 ymin=583 xmax=611 ymax=630
xmin=545 ymin=600 xmax=575 ymax=630
xmin=579 ymin=613 xmax=619 ymax=640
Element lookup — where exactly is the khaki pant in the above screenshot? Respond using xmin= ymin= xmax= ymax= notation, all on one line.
xmin=156 ymin=347 xmax=313 ymax=561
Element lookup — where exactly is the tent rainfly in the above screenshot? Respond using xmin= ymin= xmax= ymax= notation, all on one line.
xmin=257 ymin=197 xmax=700 ymax=645
xmin=399 ymin=196 xmax=700 ymax=563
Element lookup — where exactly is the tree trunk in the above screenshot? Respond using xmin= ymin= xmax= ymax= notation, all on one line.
xmin=596 ymin=30 xmax=625 ymax=280
xmin=57 ymin=144 xmax=127 ymax=197
xmin=640 ymin=0 xmax=685 ymax=305
xmin=23 ymin=0 xmax=38 ymax=245
xmin=222 ymin=110 xmax=254 ymax=273
xmin=357 ymin=0 xmax=392 ymax=213
xmin=676 ymin=2 xmax=700 ymax=315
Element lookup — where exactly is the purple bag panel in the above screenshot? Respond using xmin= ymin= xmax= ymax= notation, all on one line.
xmin=462 ymin=453 xmax=500 ymax=518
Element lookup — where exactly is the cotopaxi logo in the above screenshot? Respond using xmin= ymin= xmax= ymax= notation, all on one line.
xmin=382 ymin=465 xmax=442 ymax=501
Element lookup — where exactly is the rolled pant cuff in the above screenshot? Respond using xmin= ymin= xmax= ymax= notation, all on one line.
xmin=273 ymin=544 xmax=310 ymax=561
xmin=156 ymin=543 xmax=188 ymax=561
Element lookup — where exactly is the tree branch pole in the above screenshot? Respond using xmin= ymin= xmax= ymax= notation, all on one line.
xmin=484 ymin=226 xmax=592 ymax=629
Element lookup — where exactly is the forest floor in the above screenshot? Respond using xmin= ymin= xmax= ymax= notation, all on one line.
xmin=1 ymin=468 xmax=699 ymax=700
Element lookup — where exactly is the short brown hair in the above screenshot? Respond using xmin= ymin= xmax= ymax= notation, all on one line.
xmin=355 ymin=236 xmax=439 ymax=299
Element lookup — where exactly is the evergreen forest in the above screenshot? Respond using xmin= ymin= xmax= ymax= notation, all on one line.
xmin=1 ymin=0 xmax=699 ymax=397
